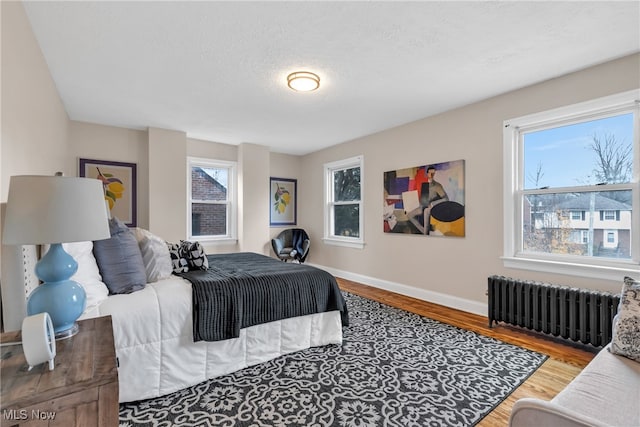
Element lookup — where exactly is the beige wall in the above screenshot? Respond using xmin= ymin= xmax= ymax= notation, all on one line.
xmin=302 ymin=53 xmax=640 ymax=313
xmin=3 ymin=0 xmax=638 ymax=316
xmin=148 ymin=127 xmax=187 ymax=243
xmin=188 ymin=137 xmax=237 ymax=163
xmin=269 ymin=152 xmax=303 ymax=239
xmin=238 ymin=143 xmax=270 ymax=254
xmin=1 ymin=1 xmax=70 ymax=272
xmin=1 ymin=1 xmax=70 ymax=201
xmin=49 ymin=122 xmax=280 ymax=254
xmin=68 ymin=121 xmax=149 ymax=228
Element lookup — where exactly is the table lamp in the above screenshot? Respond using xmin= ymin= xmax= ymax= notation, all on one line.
xmin=2 ymin=175 xmax=110 ymax=338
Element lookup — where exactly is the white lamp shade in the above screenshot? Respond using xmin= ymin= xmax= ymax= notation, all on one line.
xmin=2 ymin=176 xmax=111 ymax=245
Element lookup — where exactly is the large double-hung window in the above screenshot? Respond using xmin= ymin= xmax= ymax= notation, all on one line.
xmin=324 ymin=156 xmax=364 ymax=248
xmin=503 ymin=90 xmax=639 ymax=280
xmin=187 ymin=157 xmax=236 ymax=242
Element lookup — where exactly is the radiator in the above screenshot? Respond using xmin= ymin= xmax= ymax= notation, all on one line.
xmin=487 ymin=275 xmax=620 ymax=347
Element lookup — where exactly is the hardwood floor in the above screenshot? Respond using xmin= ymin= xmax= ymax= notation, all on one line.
xmin=336 ymin=278 xmax=598 ymax=427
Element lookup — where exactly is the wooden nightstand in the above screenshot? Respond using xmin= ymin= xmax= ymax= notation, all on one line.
xmin=1 ymin=316 xmax=119 ymax=426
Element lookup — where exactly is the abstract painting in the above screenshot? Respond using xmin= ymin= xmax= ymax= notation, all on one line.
xmin=383 ymin=159 xmax=465 ymax=237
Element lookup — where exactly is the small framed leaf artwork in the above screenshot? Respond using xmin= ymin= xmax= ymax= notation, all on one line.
xmin=270 ymin=177 xmax=297 ymax=226
xmin=79 ymin=158 xmax=137 ymax=227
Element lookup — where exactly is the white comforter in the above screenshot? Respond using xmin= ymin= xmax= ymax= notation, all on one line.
xmin=81 ymin=276 xmax=343 ymax=403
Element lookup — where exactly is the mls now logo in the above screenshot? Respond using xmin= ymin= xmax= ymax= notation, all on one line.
xmin=3 ymin=409 xmax=56 ymax=421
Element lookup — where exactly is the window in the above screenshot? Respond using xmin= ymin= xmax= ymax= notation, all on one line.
xmin=503 ymin=90 xmax=639 ymax=280
xmin=187 ymin=157 xmax=236 ymax=242
xmin=581 ymin=230 xmax=589 ymax=244
xmin=570 ymin=211 xmax=583 ymax=220
xmin=324 ymin=156 xmax=364 ymax=248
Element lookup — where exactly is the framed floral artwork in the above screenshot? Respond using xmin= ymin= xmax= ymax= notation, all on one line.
xmin=79 ymin=158 xmax=137 ymax=227
xmin=270 ymin=177 xmax=297 ymax=226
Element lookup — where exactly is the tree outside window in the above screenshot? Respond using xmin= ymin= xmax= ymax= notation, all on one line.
xmin=324 ymin=156 xmax=364 ymax=248
xmin=521 ymin=113 xmax=634 ymax=259
xmin=504 ymin=90 xmax=639 ymax=279
xmin=333 ymin=167 xmax=361 ymax=237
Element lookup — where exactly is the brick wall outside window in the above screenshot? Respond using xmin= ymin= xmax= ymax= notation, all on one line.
xmin=191 ymin=168 xmax=227 ymax=236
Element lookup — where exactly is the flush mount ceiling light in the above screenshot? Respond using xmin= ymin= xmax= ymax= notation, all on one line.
xmin=287 ymin=71 xmax=320 ymax=92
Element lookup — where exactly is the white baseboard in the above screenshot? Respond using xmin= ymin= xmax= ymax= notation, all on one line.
xmin=311 ymin=263 xmax=487 ymax=317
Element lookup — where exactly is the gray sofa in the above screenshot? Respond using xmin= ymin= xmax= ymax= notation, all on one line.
xmin=509 ymin=344 xmax=640 ymax=427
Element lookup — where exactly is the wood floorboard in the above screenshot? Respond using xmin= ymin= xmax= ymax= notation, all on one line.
xmin=336 ymin=278 xmax=597 ymax=427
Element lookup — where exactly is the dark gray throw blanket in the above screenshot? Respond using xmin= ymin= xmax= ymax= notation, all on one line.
xmin=291 ymin=228 xmax=309 ymax=262
xmin=177 ymin=252 xmax=348 ymax=342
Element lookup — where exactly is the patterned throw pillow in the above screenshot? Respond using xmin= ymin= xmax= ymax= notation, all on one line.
xmin=609 ymin=276 xmax=640 ymax=362
xmin=167 ymin=242 xmax=189 ymax=273
xmin=180 ymin=240 xmax=209 ymax=270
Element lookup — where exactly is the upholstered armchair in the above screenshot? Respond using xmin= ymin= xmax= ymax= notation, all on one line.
xmin=271 ymin=228 xmax=310 ymax=262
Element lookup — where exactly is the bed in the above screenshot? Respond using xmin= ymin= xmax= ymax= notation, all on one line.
xmin=0 ymin=231 xmax=347 ymax=403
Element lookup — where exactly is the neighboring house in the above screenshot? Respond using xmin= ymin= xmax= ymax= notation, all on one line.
xmin=191 ymin=167 xmax=227 ymax=236
xmin=526 ymin=194 xmax=631 ymax=258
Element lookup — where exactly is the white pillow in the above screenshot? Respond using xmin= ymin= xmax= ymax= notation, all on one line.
xmin=132 ymin=228 xmax=173 ymax=283
xmin=42 ymin=241 xmax=109 ymax=311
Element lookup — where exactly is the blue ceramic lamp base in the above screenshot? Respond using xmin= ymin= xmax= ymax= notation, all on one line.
xmin=27 ymin=243 xmax=86 ymax=339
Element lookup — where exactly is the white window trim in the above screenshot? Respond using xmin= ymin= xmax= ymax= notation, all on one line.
xmin=323 ymin=155 xmax=365 ymax=249
xmin=581 ymin=230 xmax=589 ymax=244
xmin=503 ymin=89 xmax=640 ymax=281
xmin=187 ymin=157 xmax=237 ymax=243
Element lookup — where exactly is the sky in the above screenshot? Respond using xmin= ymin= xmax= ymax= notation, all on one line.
xmin=523 ymin=112 xmax=635 ymax=189
xmin=202 ymin=167 xmax=228 ymax=188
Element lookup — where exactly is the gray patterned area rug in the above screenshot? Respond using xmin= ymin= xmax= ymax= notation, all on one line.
xmin=120 ymin=293 xmax=547 ymax=426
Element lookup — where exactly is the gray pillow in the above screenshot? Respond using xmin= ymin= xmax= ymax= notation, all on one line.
xmin=93 ymin=217 xmax=146 ymax=294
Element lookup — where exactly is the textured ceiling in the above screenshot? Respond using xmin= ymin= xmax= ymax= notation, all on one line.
xmin=22 ymin=1 xmax=640 ymax=155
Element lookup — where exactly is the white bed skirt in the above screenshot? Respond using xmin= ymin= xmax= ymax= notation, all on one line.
xmin=81 ymin=277 xmax=343 ymax=403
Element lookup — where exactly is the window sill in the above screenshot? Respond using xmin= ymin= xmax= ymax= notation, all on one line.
xmin=190 ymin=237 xmax=237 ymax=245
xmin=322 ymin=237 xmax=365 ymax=249
xmin=501 ymin=256 xmax=640 ymax=282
